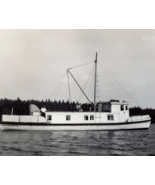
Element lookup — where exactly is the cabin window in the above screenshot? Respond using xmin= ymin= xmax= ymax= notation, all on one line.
xmin=66 ymin=115 xmax=71 ymax=121
xmin=121 ymin=105 xmax=124 ymax=111
xmin=41 ymin=112 xmax=46 ymax=117
xmin=108 ymin=115 xmax=114 ymax=120
xmin=90 ymin=115 xmax=94 ymax=120
xmin=84 ymin=115 xmax=88 ymax=120
xmin=126 ymin=106 xmax=128 ymax=110
xmin=47 ymin=115 xmax=52 ymax=120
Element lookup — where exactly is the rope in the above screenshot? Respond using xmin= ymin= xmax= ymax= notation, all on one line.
xmin=50 ymin=72 xmax=66 ymax=100
xmin=54 ymin=75 xmax=66 ymax=100
xmin=77 ymin=65 xmax=94 ymax=102
xmin=68 ymin=62 xmax=93 ymax=70
xmin=88 ymin=69 xmax=93 ymax=101
xmin=98 ymin=62 xmax=139 ymax=106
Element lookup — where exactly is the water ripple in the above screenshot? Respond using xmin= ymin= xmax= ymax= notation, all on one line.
xmin=0 ymin=124 xmax=155 ymax=155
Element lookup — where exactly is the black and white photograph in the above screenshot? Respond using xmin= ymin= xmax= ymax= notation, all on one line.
xmin=0 ymin=29 xmax=154 ymax=156
xmin=0 ymin=1 xmax=155 ymax=185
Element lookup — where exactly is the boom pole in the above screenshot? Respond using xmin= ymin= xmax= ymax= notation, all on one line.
xmin=67 ymin=69 xmax=92 ymax=104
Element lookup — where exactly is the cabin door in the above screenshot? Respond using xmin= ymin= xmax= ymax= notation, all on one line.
xmin=95 ymin=112 xmax=101 ymax=123
xmin=120 ymin=112 xmax=126 ymax=122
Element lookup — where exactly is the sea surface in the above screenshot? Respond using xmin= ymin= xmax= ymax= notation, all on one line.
xmin=0 ymin=124 xmax=155 ymax=156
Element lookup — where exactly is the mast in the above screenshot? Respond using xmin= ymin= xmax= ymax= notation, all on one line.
xmin=94 ymin=52 xmax=97 ymax=112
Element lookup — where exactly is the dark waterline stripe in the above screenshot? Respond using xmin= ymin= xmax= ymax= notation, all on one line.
xmin=2 ymin=128 xmax=149 ymax=131
xmin=0 ymin=119 xmax=151 ymax=126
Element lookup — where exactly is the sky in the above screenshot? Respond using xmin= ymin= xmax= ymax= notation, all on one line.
xmin=0 ymin=29 xmax=155 ymax=108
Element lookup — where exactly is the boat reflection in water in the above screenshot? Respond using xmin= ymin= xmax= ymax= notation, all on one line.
xmin=0 ymin=124 xmax=154 ymax=155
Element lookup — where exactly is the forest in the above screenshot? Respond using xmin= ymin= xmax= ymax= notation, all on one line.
xmin=0 ymin=98 xmax=155 ymax=123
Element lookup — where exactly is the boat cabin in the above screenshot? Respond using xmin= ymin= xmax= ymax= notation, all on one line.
xmin=28 ymin=99 xmax=130 ymax=124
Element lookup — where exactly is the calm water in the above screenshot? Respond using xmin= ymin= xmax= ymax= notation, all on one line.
xmin=0 ymin=124 xmax=155 ymax=156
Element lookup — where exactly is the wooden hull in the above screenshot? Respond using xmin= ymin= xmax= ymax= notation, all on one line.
xmin=0 ymin=120 xmax=151 ymax=131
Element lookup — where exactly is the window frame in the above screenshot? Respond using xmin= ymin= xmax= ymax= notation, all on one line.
xmin=47 ymin=115 xmax=52 ymax=121
xmin=66 ymin=115 xmax=71 ymax=121
xmin=90 ymin=115 xmax=94 ymax=120
xmin=84 ymin=115 xmax=89 ymax=121
xmin=107 ymin=115 xmax=114 ymax=121
xmin=120 ymin=105 xmax=124 ymax=111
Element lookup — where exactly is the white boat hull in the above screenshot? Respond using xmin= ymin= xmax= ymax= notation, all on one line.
xmin=0 ymin=120 xmax=151 ymax=131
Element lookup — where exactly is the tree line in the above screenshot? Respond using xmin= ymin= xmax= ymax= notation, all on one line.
xmin=0 ymin=98 xmax=155 ymax=123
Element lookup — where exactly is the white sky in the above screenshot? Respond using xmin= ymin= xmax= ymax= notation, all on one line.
xmin=0 ymin=29 xmax=155 ymax=108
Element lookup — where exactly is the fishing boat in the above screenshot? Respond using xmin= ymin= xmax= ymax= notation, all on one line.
xmin=0 ymin=53 xmax=151 ymax=131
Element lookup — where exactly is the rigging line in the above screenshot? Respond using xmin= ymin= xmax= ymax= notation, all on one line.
xmin=77 ymin=65 xmax=94 ymax=102
xmin=68 ymin=62 xmax=93 ymax=70
xmin=78 ymin=66 xmax=94 ymax=101
xmin=88 ymin=67 xmax=94 ymax=102
xmin=89 ymin=80 xmax=94 ymax=103
xmin=67 ymin=71 xmax=72 ymax=103
xmin=88 ymin=75 xmax=93 ymax=101
xmin=90 ymin=67 xmax=95 ymax=102
xmin=98 ymin=62 xmax=140 ymax=106
xmin=97 ymin=76 xmax=100 ymax=102
xmin=90 ymin=82 xmax=94 ymax=102
xmin=50 ymin=72 xmax=66 ymax=100
xmin=54 ymin=74 xmax=66 ymax=100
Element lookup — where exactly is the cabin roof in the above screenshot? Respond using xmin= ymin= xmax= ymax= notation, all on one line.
xmin=111 ymin=102 xmax=130 ymax=105
xmin=98 ymin=100 xmax=130 ymax=105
